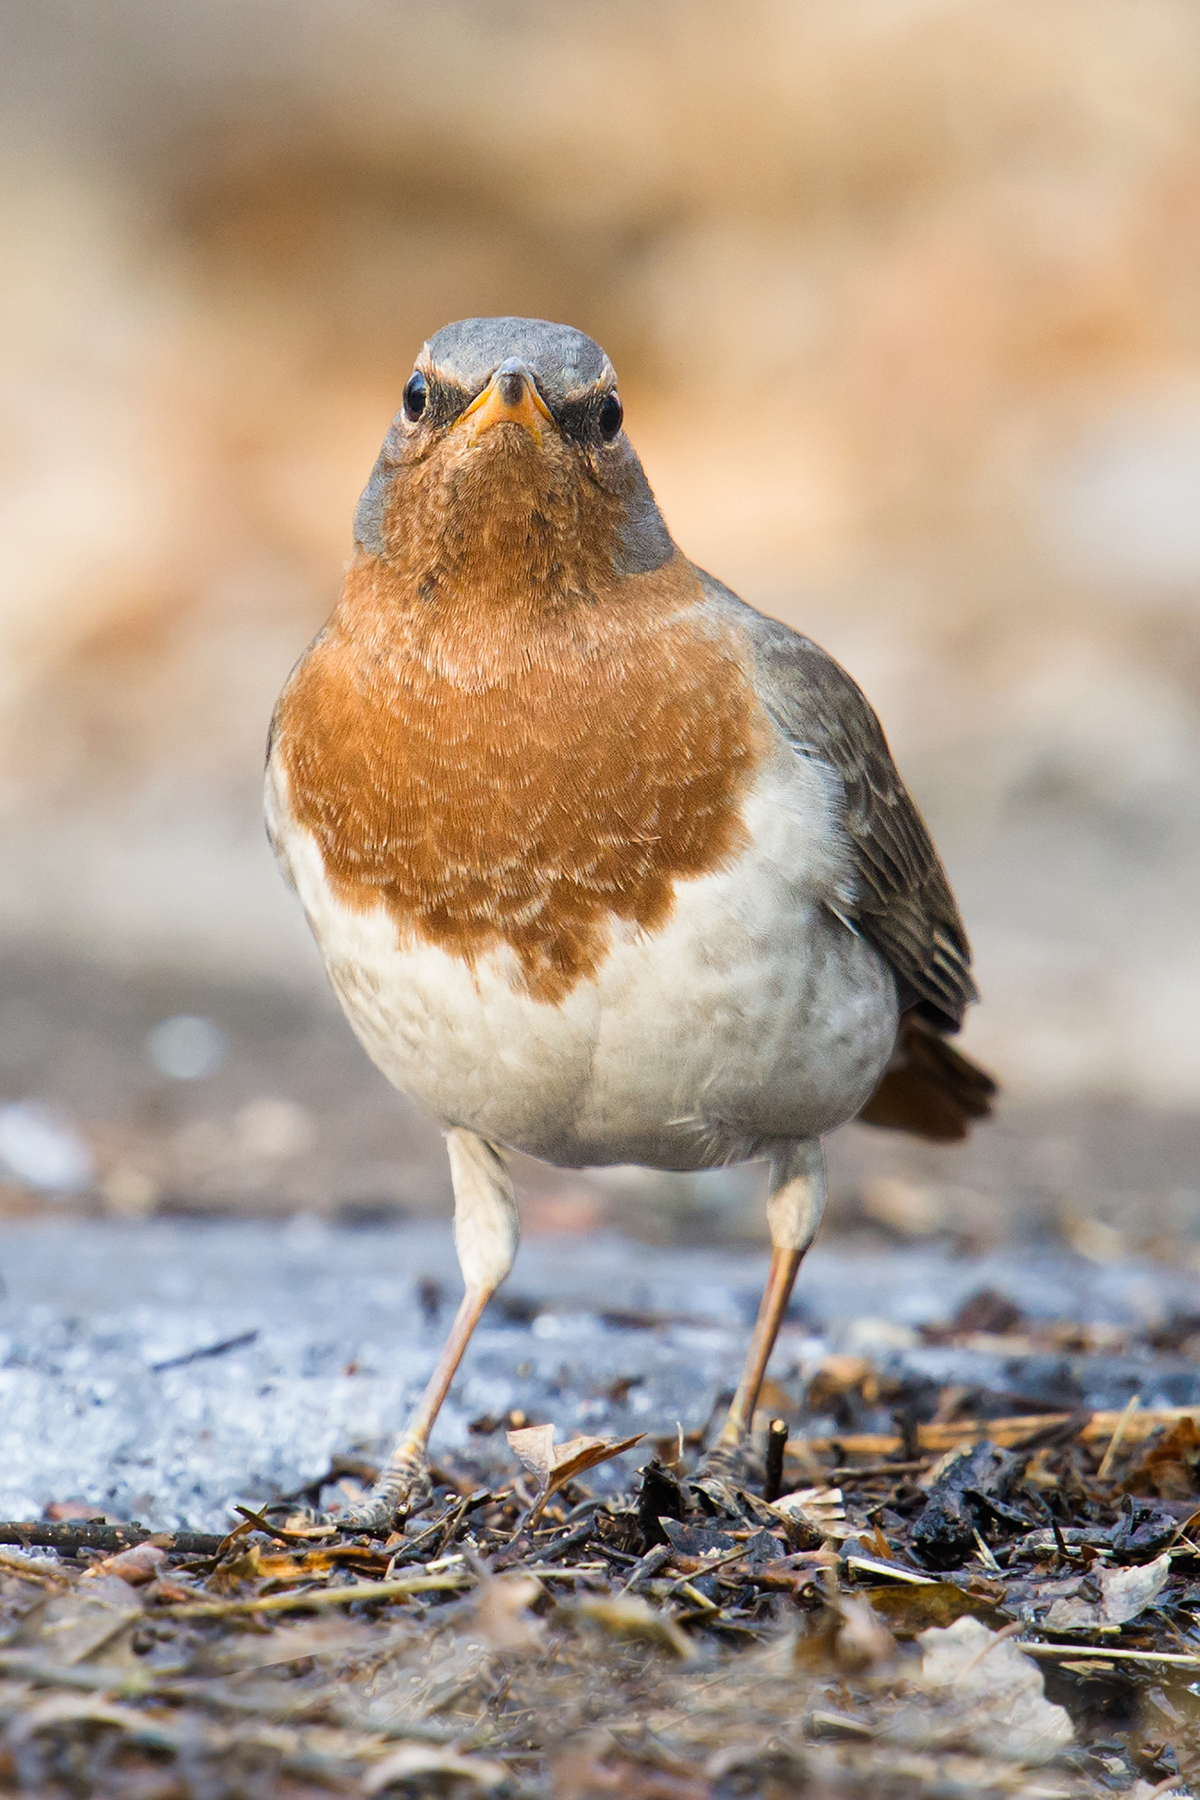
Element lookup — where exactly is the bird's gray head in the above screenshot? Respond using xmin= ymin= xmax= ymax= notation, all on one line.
xmin=425 ymin=316 xmax=614 ymax=411
xmin=353 ymin=316 xmax=674 ymax=577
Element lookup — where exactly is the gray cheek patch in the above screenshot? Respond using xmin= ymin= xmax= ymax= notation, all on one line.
xmin=353 ymin=419 xmax=404 ymax=555
xmin=615 ymin=459 xmax=675 ymax=575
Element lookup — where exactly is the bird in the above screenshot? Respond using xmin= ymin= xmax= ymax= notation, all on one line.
xmin=265 ymin=315 xmax=995 ymax=1530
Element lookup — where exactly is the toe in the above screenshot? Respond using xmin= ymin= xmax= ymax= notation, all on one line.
xmin=331 ymin=1449 xmax=434 ymax=1535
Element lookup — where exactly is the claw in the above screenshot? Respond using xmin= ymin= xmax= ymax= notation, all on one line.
xmin=696 ymin=1440 xmax=750 ymax=1486
xmin=328 ymin=1442 xmax=434 ymax=1537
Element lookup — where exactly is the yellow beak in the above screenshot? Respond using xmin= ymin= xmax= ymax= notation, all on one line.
xmin=459 ymin=361 xmax=554 ymax=445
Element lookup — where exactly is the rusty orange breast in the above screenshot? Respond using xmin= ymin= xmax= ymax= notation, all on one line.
xmin=272 ymin=551 xmax=768 ymax=1004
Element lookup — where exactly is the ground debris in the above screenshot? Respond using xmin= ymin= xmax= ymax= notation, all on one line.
xmin=5 ymin=1346 xmax=1200 ymax=1793
xmin=911 ymin=1616 xmax=1074 ymax=1763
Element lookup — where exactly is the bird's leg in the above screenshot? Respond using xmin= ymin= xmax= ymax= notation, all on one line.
xmin=339 ymin=1129 xmax=518 ymax=1533
xmin=701 ymin=1140 xmax=826 ymax=1484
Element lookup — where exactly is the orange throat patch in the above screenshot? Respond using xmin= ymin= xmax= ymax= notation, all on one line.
xmin=272 ymin=451 xmax=767 ymax=1004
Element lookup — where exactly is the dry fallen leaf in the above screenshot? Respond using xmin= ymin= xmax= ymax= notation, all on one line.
xmin=506 ymin=1424 xmax=644 ymax=1524
xmin=1041 ymin=1550 xmax=1171 ymax=1631
xmin=85 ymin=1543 xmax=166 ymax=1586
xmin=1124 ymin=1415 xmax=1200 ymax=1499
xmin=913 ymin=1615 xmax=1073 ymax=1764
xmin=768 ymin=1486 xmax=847 ymax=1536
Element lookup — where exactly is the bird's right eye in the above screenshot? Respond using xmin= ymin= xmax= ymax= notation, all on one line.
xmin=402 ymin=371 xmax=428 ymax=421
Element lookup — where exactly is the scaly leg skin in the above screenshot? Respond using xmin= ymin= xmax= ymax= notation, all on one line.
xmin=337 ymin=1130 xmax=519 ymax=1534
xmin=700 ymin=1140 xmax=826 ymax=1487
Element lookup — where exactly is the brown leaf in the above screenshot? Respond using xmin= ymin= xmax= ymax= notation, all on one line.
xmin=85 ymin=1543 xmax=166 ymax=1587
xmin=506 ymin=1423 xmax=556 ymax=1488
xmin=206 ymin=1544 xmax=263 ymax=1593
xmin=865 ymin=1580 xmax=1007 ymax=1637
xmin=506 ymin=1425 xmax=644 ymax=1523
xmin=1124 ymin=1415 xmax=1200 ymax=1499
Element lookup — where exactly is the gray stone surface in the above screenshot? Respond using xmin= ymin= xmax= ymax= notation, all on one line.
xmin=0 ymin=1220 xmax=1198 ymax=1530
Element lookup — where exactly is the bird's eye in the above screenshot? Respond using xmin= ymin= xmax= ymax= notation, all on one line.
xmin=598 ymin=392 xmax=623 ymax=440
xmin=402 ymin=371 xmax=428 ymax=421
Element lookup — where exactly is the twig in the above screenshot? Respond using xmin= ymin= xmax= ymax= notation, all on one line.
xmin=616 ymin=1544 xmax=671 ymax=1596
xmin=0 ymin=1521 xmax=228 ymax=1557
xmin=156 ymin=1569 xmax=475 ymax=1620
xmin=972 ymin=1529 xmax=1002 ymax=1573
xmin=388 ymin=1489 xmax=501 ymax=1570
xmin=151 ymin=1330 xmax=258 ymax=1373
xmin=763 ymin=1419 xmax=788 ymax=1503
xmin=789 ymin=1406 xmax=1200 ymax=1459
xmin=1015 ymin=1642 xmax=1200 ymax=1668
xmin=662 ymin=1544 xmax=752 ymax=1596
xmin=844 ymin=1555 xmax=936 ymax=1586
xmin=232 ymin=1504 xmax=335 ymax=1545
xmin=1096 ymin=1395 xmax=1140 ymax=1480
xmin=673 ymin=1580 xmax=719 ymax=1614
xmin=526 ymin=1518 xmax=595 ymax=1565
xmin=827 ymin=1461 xmax=929 ymax=1481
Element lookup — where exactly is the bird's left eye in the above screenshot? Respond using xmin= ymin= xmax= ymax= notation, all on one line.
xmin=402 ymin=371 xmax=428 ymax=421
xmin=598 ymin=392 xmax=623 ymax=440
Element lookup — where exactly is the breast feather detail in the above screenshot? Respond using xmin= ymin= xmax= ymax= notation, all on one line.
xmin=273 ymin=561 xmax=768 ymax=1005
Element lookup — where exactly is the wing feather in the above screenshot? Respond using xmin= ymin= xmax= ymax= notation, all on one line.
xmin=702 ymin=574 xmax=977 ymax=1030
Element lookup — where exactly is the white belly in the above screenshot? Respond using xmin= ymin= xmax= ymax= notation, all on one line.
xmin=266 ymin=754 xmax=898 ymax=1169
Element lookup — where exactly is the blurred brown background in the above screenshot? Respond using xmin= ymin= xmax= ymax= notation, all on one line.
xmin=2 ymin=0 xmax=1199 ymax=1249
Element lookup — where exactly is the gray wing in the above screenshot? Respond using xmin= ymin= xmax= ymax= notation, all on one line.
xmin=702 ymin=573 xmax=977 ymax=1031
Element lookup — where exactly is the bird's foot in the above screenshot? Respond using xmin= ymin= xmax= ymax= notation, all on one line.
xmin=331 ymin=1442 xmax=433 ymax=1537
xmin=695 ymin=1439 xmax=750 ymax=1487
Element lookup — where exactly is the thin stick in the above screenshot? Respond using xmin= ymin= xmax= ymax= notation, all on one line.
xmin=972 ymin=1529 xmax=1002 ymax=1573
xmin=764 ymin=1419 xmax=788 ymax=1503
xmin=157 ymin=1570 xmax=475 ymax=1620
xmin=232 ymin=1505 xmax=335 ymax=1545
xmin=1016 ymin=1642 xmax=1200 ymax=1669
xmin=787 ymin=1405 xmax=1200 ymax=1459
xmin=828 ymin=1461 xmax=929 ymax=1481
xmin=0 ymin=1521 xmax=228 ymax=1557
xmin=1096 ymin=1396 xmax=1140 ymax=1480
xmin=662 ymin=1545 xmax=753 ymax=1596
xmin=844 ymin=1554 xmax=936 ymax=1586
xmin=616 ymin=1544 xmax=672 ymax=1597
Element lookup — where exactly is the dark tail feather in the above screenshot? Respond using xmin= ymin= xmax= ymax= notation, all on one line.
xmin=856 ymin=1013 xmax=997 ymax=1143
